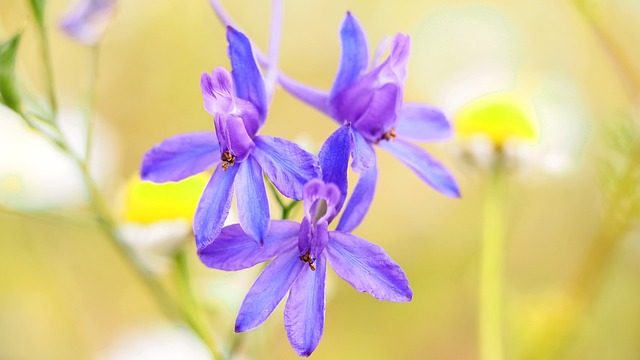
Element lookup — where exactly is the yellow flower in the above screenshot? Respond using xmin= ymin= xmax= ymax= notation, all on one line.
xmin=455 ymin=93 xmax=538 ymax=147
xmin=121 ymin=174 xmax=209 ymax=224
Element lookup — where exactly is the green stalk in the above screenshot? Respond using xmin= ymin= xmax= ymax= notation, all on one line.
xmin=33 ymin=14 xmax=58 ymax=118
xmin=265 ymin=176 xmax=298 ymax=220
xmin=83 ymin=45 xmax=100 ymax=164
xmin=175 ymin=249 xmax=223 ymax=359
xmin=16 ymin=109 xmax=186 ymax=325
xmin=479 ymin=158 xmax=506 ymax=360
xmin=524 ymin=145 xmax=640 ymax=360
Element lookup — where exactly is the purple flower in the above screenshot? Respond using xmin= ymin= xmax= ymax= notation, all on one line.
xmin=280 ymin=12 xmax=460 ymax=232
xmin=198 ymin=131 xmax=412 ymax=356
xmin=60 ymin=0 xmax=115 ymax=45
xmin=141 ymin=27 xmax=320 ymax=248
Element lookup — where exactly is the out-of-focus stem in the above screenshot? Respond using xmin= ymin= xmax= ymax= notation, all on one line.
xmin=479 ymin=159 xmax=506 ymax=360
xmin=33 ymin=16 xmax=58 ymax=119
xmin=265 ymin=0 xmax=283 ymax=99
xmin=521 ymin=2 xmax=640 ymax=359
xmin=572 ymin=0 xmax=640 ymax=98
xmin=15 ymin=109 xmax=184 ymax=324
xmin=175 ymin=249 xmax=223 ymax=360
xmin=84 ymin=45 xmax=100 ymax=164
xmin=524 ymin=143 xmax=640 ymax=360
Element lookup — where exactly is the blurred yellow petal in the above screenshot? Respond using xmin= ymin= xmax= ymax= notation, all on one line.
xmin=454 ymin=93 xmax=538 ymax=146
xmin=122 ymin=174 xmax=209 ymax=224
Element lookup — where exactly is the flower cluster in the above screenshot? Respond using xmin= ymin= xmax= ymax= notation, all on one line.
xmin=141 ymin=12 xmax=458 ymax=357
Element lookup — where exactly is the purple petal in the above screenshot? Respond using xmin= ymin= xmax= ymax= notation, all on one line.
xmin=235 ymin=249 xmax=304 ymax=332
xmin=395 ymin=103 xmax=453 ymax=142
xmin=141 ymin=132 xmax=219 ymax=182
xmin=349 ymin=127 xmax=376 ymax=172
xmin=215 ymin=114 xmax=255 ymax=162
xmin=227 ymin=27 xmax=267 ymax=122
xmin=350 ymin=83 xmax=401 ymax=143
xmin=378 ymin=139 xmax=460 ymax=198
xmin=252 ymin=136 xmax=321 ymax=200
xmin=327 ymin=231 xmax=412 ymax=302
xmin=298 ymin=218 xmax=329 ymax=260
xmin=201 ymin=68 xmax=234 ymax=115
xmin=330 ymin=12 xmax=369 ymax=101
xmin=302 ymin=179 xmax=341 ymax=226
xmin=59 ymin=0 xmax=115 ymax=45
xmin=388 ymin=34 xmax=410 ymax=83
xmin=193 ymin=164 xmax=239 ymax=249
xmin=336 ymin=163 xmax=377 ymax=233
xmin=278 ymin=73 xmax=332 ymax=118
xmin=284 ymin=255 xmax=327 ymax=357
xmin=235 ymin=157 xmax=270 ymax=244
xmin=318 ymin=126 xmax=351 ymax=213
xmin=197 ymin=220 xmax=299 ymax=270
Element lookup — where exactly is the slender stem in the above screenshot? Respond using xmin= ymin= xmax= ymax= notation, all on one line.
xmin=0 ymin=205 xmax=94 ymax=227
xmin=34 ymin=18 xmax=58 ymax=119
xmin=479 ymin=159 xmax=506 ymax=360
xmin=523 ymin=144 xmax=640 ymax=360
xmin=15 ymin=109 xmax=185 ymax=323
xmin=519 ymin=2 xmax=640 ymax=359
xmin=74 ymin=152 xmax=183 ymax=321
xmin=265 ymin=176 xmax=286 ymax=209
xmin=264 ymin=0 xmax=283 ymax=99
xmin=84 ymin=45 xmax=100 ymax=164
xmin=282 ymin=200 xmax=299 ymax=221
xmin=175 ymin=249 xmax=223 ymax=360
xmin=572 ymin=0 xmax=640 ymax=99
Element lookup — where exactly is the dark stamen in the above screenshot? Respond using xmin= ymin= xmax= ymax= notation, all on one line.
xmin=221 ymin=151 xmax=236 ymax=171
xmin=299 ymin=252 xmax=316 ymax=271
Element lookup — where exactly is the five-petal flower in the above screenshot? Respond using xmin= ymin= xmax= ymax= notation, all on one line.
xmin=141 ymin=27 xmax=320 ymax=248
xmin=198 ymin=130 xmax=412 ymax=357
xmin=279 ymin=12 xmax=460 ymax=232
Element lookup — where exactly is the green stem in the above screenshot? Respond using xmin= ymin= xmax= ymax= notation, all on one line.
xmin=479 ymin=159 xmax=506 ymax=360
xmin=175 ymin=249 xmax=223 ymax=359
xmin=572 ymin=0 xmax=640 ymax=98
xmin=83 ymin=45 xmax=100 ymax=164
xmin=265 ymin=176 xmax=299 ymax=220
xmin=75 ymin=153 xmax=183 ymax=321
xmin=523 ymin=144 xmax=640 ymax=360
xmin=282 ymin=200 xmax=300 ymax=220
xmin=34 ymin=19 xmax=58 ymax=119
xmin=16 ymin=110 xmax=184 ymax=323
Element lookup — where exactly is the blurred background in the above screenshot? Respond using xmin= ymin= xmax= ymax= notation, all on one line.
xmin=1 ymin=0 xmax=639 ymax=359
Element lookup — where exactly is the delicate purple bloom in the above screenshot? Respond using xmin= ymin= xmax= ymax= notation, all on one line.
xmin=60 ymin=0 xmax=115 ymax=45
xmin=279 ymin=12 xmax=460 ymax=231
xmin=141 ymin=27 xmax=320 ymax=247
xmin=198 ymin=139 xmax=412 ymax=357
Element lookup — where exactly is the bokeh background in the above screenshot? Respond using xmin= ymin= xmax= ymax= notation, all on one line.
xmin=1 ymin=0 xmax=640 ymax=359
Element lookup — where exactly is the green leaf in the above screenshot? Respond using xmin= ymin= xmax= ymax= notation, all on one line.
xmin=29 ymin=0 xmax=47 ymax=29
xmin=0 ymin=33 xmax=23 ymax=113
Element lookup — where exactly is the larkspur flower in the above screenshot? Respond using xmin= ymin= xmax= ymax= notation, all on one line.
xmin=141 ymin=27 xmax=320 ymax=248
xmin=60 ymin=0 xmax=116 ymax=45
xmin=198 ymin=128 xmax=412 ymax=357
xmin=279 ymin=12 xmax=460 ymax=232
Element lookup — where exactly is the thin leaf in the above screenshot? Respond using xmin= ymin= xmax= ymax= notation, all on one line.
xmin=29 ymin=0 xmax=47 ymax=30
xmin=0 ymin=33 xmax=23 ymax=113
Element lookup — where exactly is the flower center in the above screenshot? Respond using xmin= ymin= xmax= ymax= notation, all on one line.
xmin=299 ymin=252 xmax=316 ymax=271
xmin=310 ymin=198 xmax=328 ymax=226
xmin=221 ymin=150 xmax=236 ymax=171
xmin=376 ymin=128 xmax=396 ymax=143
